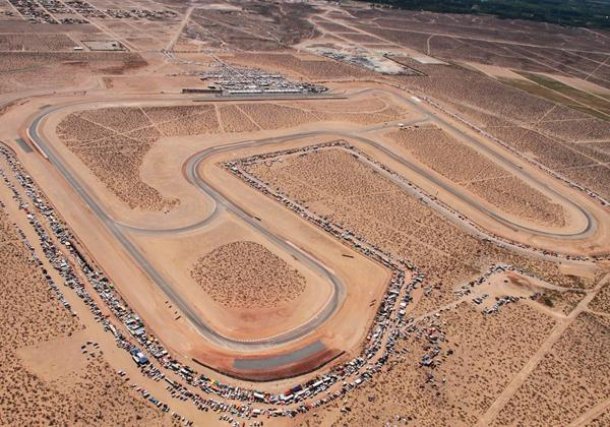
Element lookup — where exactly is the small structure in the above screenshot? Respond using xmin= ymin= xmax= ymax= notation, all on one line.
xmin=130 ymin=348 xmax=149 ymax=366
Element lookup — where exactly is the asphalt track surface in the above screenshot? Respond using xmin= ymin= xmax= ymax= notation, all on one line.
xmin=28 ymin=106 xmax=345 ymax=351
xmin=25 ymin=91 xmax=597 ymax=354
xmin=111 ymin=90 xmax=594 ymax=239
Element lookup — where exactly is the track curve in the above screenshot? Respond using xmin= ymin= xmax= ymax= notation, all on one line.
xmin=28 ymin=106 xmax=346 ymax=351
xmin=24 ymin=90 xmax=600 ymax=354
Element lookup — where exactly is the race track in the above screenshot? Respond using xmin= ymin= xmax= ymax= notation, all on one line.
xmin=25 ymin=90 xmax=599 ymax=357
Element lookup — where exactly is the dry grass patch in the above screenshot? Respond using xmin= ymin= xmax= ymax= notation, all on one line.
xmin=244 ymin=147 xmax=587 ymax=316
xmin=0 ymin=33 xmax=77 ymax=51
xmin=61 ymin=129 xmax=177 ymax=211
xmin=141 ymin=105 xmax=210 ymax=123
xmin=56 ymin=115 xmax=117 ymax=141
xmin=532 ymin=288 xmax=587 ymax=315
xmin=586 ymin=408 xmax=610 ymax=427
xmin=156 ymin=106 xmax=219 ymax=136
xmin=0 ymin=211 xmax=80 ymax=347
xmin=0 ymin=52 xmax=147 ymax=94
xmin=492 ymin=312 xmax=610 ymax=426
xmin=56 ymin=104 xmax=222 ymax=211
xmin=389 ymin=125 xmax=566 ymax=226
xmin=561 ymin=165 xmax=610 ymax=201
xmin=466 ymin=176 xmax=565 ymax=227
xmin=491 ymin=127 xmax=595 ymax=169
xmin=80 ymin=107 xmax=152 ymax=133
xmin=218 ymin=105 xmax=259 ymax=132
xmin=0 ymin=206 xmax=169 ymax=426
xmin=293 ymin=97 xmax=388 ymax=114
xmin=191 ymin=241 xmax=306 ymax=309
xmin=387 ymin=62 xmax=609 ymax=199
xmin=589 ymin=283 xmax=610 ymax=315
xmin=238 ymin=103 xmax=319 ymax=129
xmin=301 ymin=302 xmax=555 ymax=426
xmin=537 ymin=118 xmax=610 ymax=143
xmin=390 ymin=125 xmax=507 ymax=182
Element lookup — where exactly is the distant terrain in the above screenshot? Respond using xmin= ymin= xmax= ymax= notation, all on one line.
xmin=361 ymin=0 xmax=610 ymax=28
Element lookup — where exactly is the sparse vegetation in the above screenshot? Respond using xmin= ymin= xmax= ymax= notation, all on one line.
xmin=0 ymin=204 xmax=167 ymax=426
xmin=245 ymin=146 xmax=588 ymax=317
xmin=500 ymin=74 xmax=610 ymax=121
xmin=191 ymin=241 xmax=307 ymax=309
xmin=492 ymin=313 xmax=610 ymax=426
xmin=388 ymin=125 xmax=567 ymax=226
xmin=2 ymin=3 xmax=609 ymax=425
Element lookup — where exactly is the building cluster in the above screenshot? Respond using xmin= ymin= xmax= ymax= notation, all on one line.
xmin=7 ymin=0 xmax=176 ymax=24
xmin=200 ymin=64 xmax=327 ymax=96
xmin=315 ymin=48 xmax=415 ymax=75
xmin=8 ymin=0 xmax=58 ymax=23
xmin=104 ymin=8 xmax=176 ymax=20
xmin=318 ymin=49 xmax=382 ymax=73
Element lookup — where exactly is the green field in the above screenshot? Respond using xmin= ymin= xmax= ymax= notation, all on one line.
xmin=499 ymin=73 xmax=610 ymax=121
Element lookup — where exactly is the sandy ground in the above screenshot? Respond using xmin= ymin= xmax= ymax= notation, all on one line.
xmin=463 ymin=62 xmax=530 ymax=81
xmin=0 ymin=2 xmax=609 ymax=425
xmin=35 ymin=85 xmax=610 ymax=257
xmin=41 ymin=91 xmax=411 ymax=231
xmin=191 ymin=241 xmax=308 ymax=309
xmin=385 ymin=124 xmax=569 ymax=228
xmin=130 ymin=215 xmax=336 ymax=342
xmin=2 ymin=82 xmax=609 ymax=424
xmin=491 ymin=312 xmax=610 ymax=426
xmin=299 ymin=300 xmax=557 ymax=426
xmin=0 ymin=178 xmax=183 ymax=426
xmin=537 ymin=73 xmax=610 ymax=97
